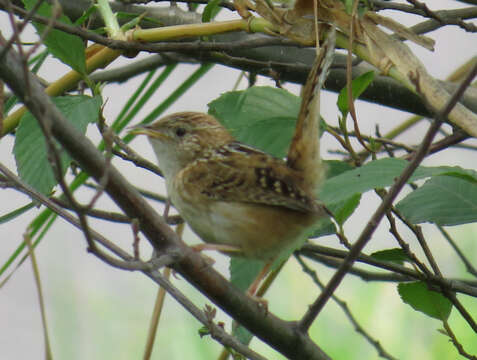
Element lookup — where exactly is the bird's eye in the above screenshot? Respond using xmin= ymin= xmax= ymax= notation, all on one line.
xmin=175 ymin=127 xmax=186 ymax=137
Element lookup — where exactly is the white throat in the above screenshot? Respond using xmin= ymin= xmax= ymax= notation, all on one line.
xmin=148 ymin=137 xmax=184 ymax=183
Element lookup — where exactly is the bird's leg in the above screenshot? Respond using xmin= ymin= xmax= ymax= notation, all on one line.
xmin=190 ymin=243 xmax=243 ymax=265
xmin=247 ymin=261 xmax=272 ymax=296
xmin=246 ymin=261 xmax=272 ymax=313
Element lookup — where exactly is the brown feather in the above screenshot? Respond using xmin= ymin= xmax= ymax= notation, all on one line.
xmin=178 ymin=142 xmax=322 ymax=213
xmin=287 ymin=29 xmax=335 ymax=193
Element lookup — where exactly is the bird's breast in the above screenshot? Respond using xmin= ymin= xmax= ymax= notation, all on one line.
xmin=168 ymin=177 xmax=321 ymax=260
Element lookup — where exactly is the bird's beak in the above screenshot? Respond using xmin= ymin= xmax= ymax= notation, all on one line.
xmin=128 ymin=124 xmax=169 ymax=140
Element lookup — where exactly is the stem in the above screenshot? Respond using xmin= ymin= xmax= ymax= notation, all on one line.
xmin=95 ymin=0 xmax=124 ymax=40
xmin=1 ymin=47 xmax=121 ymax=136
xmin=133 ymin=18 xmax=276 ymax=42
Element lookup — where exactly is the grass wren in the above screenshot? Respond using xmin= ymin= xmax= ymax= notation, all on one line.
xmin=132 ymin=31 xmax=335 ymax=291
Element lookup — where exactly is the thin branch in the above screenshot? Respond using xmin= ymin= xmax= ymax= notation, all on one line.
xmin=142 ymin=267 xmax=268 ymax=360
xmin=0 ymin=41 xmax=332 ymax=360
xmin=299 ymin=244 xmax=477 ymax=296
xmin=299 ymin=120 xmax=443 ymax=330
xmin=295 ymin=254 xmax=398 ymax=360
xmin=298 ymin=60 xmax=477 ymax=332
xmin=371 ymin=2 xmax=477 ymax=33
xmin=389 ymin=207 xmax=477 ymax=333
xmin=0 ymin=3 xmax=299 ymax=53
xmin=118 ymin=0 xmax=236 ymax=11
xmin=301 ymin=251 xmax=412 ymax=282
xmin=24 ymin=231 xmax=53 ymax=360
xmin=51 ymin=197 xmax=183 ymax=225
xmin=143 ymin=268 xmax=171 ymax=360
xmin=0 ymin=163 xmax=136 ymax=261
xmin=385 ymin=210 xmax=432 ymax=277
xmin=408 ymin=6 xmax=477 ymax=35
xmin=417 ymin=130 xmax=471 ymax=158
xmin=405 ymin=0 xmax=477 ymax=32
xmin=111 ymin=127 xmax=163 ymax=176
xmin=84 ymin=181 xmax=168 ymax=204
xmin=144 ymin=222 xmax=183 ymax=359
xmin=0 ymin=161 xmax=266 ymax=359
xmin=437 ymin=225 xmax=477 ymax=278
xmin=443 ymin=321 xmax=477 ymax=360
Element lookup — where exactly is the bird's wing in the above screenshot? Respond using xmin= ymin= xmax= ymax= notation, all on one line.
xmin=177 ymin=142 xmax=321 ymax=213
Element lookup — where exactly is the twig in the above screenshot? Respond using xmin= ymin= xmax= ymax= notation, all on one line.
xmin=299 ymin=244 xmax=477 ymax=297
xmin=417 ymin=130 xmax=470 ymax=158
xmin=143 ymin=268 xmax=171 ymax=360
xmin=112 ymin=132 xmax=163 ymax=176
xmin=1 ymin=2 xmax=299 ymax=53
xmin=0 ymin=162 xmax=266 ymax=359
xmin=385 ymin=210 xmax=432 ymax=276
xmin=301 ymin=250 xmax=412 ymax=282
xmin=295 ymin=254 xmax=398 ymax=360
xmin=436 ymin=225 xmax=477 ymax=278
xmin=84 ymin=182 xmax=168 ymax=203
xmin=371 ymin=2 xmax=477 ymax=34
xmin=0 ymin=40 xmax=331 ymax=360
xmin=117 ymin=0 xmax=236 ymax=11
xmin=51 ymin=196 xmax=182 ymax=225
xmin=443 ymin=321 xmax=477 ymax=360
xmin=298 ymin=61 xmax=477 ymax=332
xmin=405 ymin=0 xmax=477 ymax=32
xmin=143 ymin=267 xmax=268 ymax=360
xmin=144 ymin=222 xmax=184 ymax=359
xmin=345 ymin=0 xmax=372 ymax=155
xmin=0 ymin=0 xmax=46 ymax=61
xmin=388 ymin=205 xmax=477 ymax=332
xmin=24 ymin=231 xmax=53 ymax=360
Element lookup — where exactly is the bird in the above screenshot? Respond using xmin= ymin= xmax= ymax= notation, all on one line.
xmin=132 ymin=30 xmax=335 ymax=295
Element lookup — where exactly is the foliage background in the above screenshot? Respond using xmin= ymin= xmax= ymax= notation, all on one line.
xmin=1 ymin=0 xmax=477 ymax=359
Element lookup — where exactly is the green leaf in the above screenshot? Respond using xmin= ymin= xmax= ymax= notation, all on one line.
xmin=324 ymin=160 xmax=354 ymax=179
xmin=309 ymin=217 xmax=336 ymax=238
xmin=396 ymin=175 xmax=477 ymax=226
xmin=117 ymin=12 xmax=163 ymax=30
xmin=233 ymin=323 xmax=254 ymax=347
xmin=319 ymin=157 xmax=475 ymax=206
xmin=202 ymin=0 xmax=222 ymax=22
xmin=370 ymin=248 xmax=409 ymax=265
xmin=74 ymin=5 xmax=98 ymax=26
xmin=328 ymin=193 xmax=361 ymax=225
xmin=0 ymin=203 xmax=36 ymax=225
xmin=198 ymin=326 xmax=211 ymax=338
xmin=208 ymin=86 xmax=301 ymax=158
xmin=229 ymin=257 xmax=265 ymax=292
xmin=337 ymin=71 xmax=375 ymax=118
xmin=398 ymin=282 xmax=452 ymax=321
xmin=22 ymin=0 xmax=86 ymax=74
xmin=229 ymin=258 xmax=265 ymax=346
xmin=341 ymin=0 xmax=354 ymax=14
xmin=14 ymin=95 xmax=102 ymax=195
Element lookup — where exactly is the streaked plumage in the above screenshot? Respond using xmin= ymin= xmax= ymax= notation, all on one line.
xmin=132 ymin=32 xmax=335 ymax=264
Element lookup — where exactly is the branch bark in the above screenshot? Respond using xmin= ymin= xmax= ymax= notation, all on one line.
xmin=3 ymin=0 xmax=477 ymax=118
xmin=0 ymin=42 xmax=331 ymax=360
